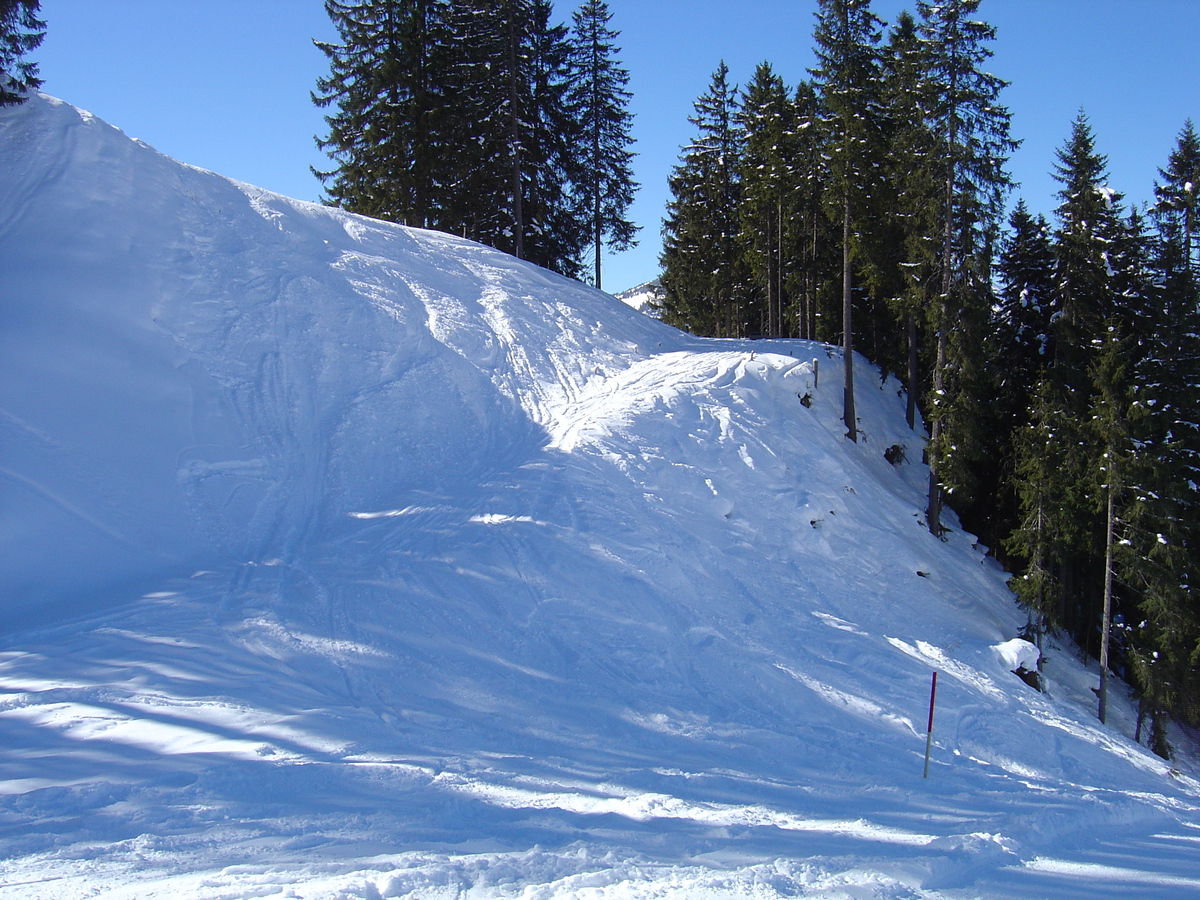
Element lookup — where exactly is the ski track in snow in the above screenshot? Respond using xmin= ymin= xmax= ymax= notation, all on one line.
xmin=0 ymin=94 xmax=1198 ymax=899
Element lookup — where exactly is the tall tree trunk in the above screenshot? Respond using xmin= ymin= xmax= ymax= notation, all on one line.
xmin=592 ymin=35 xmax=602 ymax=289
xmin=1099 ymin=483 xmax=1115 ymax=723
xmin=906 ymin=311 xmax=918 ymax=430
xmin=777 ymin=196 xmax=785 ymax=336
xmin=928 ymin=23 xmax=959 ymax=537
xmin=843 ymin=193 xmax=856 ymax=442
xmin=926 ymin=324 xmax=946 ymax=535
xmin=508 ymin=12 xmax=523 ymax=260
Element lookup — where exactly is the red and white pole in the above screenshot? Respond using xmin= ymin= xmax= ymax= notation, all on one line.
xmin=923 ymin=671 xmax=938 ymax=779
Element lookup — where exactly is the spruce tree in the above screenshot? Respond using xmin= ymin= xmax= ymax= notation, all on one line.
xmin=1051 ymin=112 xmax=1123 ymax=395
xmin=990 ymin=201 xmax=1056 ymax=551
xmin=1113 ymin=123 xmax=1200 ymax=740
xmin=570 ymin=0 xmax=638 ymax=289
xmin=658 ymin=62 xmax=747 ymax=337
xmin=916 ymin=0 xmax=1016 ymax=536
xmin=738 ymin=62 xmax=795 ymax=338
xmin=520 ymin=0 xmax=588 ymax=276
xmin=1154 ymin=119 xmax=1200 ymax=278
xmin=790 ymin=80 xmax=839 ymax=342
xmin=1006 ymin=375 xmax=1092 ymax=673
xmin=314 ymin=0 xmax=588 ymax=278
xmin=0 ymin=0 xmax=43 ymax=106
xmin=879 ymin=10 xmax=937 ymax=429
xmin=1088 ymin=322 xmax=1134 ymax=724
xmin=809 ymin=0 xmax=884 ymax=443
xmin=314 ymin=0 xmax=446 ymax=225
xmin=994 ymin=201 xmax=1055 ymax=425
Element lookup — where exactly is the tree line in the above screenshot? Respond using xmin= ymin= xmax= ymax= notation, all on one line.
xmin=658 ymin=0 xmax=1200 ymax=755
xmin=313 ymin=0 xmax=638 ymax=289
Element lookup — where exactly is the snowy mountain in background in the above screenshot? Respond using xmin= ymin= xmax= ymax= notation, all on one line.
xmin=1 ymin=94 xmax=1199 ymax=899
xmin=614 ymin=278 xmax=662 ymax=312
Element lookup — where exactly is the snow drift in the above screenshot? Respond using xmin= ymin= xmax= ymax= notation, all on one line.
xmin=1 ymin=94 xmax=1198 ymax=899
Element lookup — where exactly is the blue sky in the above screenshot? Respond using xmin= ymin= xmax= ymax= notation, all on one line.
xmin=35 ymin=0 xmax=1200 ymax=294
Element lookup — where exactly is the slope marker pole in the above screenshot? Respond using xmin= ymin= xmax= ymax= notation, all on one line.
xmin=923 ymin=671 xmax=938 ymax=779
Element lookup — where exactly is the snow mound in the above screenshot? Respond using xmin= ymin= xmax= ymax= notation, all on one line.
xmin=1 ymin=94 xmax=1199 ymax=899
xmin=992 ymin=638 xmax=1041 ymax=673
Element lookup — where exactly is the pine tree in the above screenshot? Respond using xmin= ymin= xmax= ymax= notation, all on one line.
xmin=1051 ymin=112 xmax=1124 ymax=395
xmin=789 ymin=80 xmax=839 ymax=342
xmin=313 ymin=0 xmax=446 ymax=225
xmin=570 ymin=0 xmax=638 ymax=289
xmin=879 ymin=10 xmax=937 ymax=429
xmin=1019 ymin=116 xmax=1161 ymax=681
xmin=994 ymin=201 xmax=1055 ymax=424
xmin=519 ymin=0 xmax=589 ymax=276
xmin=1112 ymin=123 xmax=1200 ymax=741
xmin=314 ymin=0 xmax=587 ymax=277
xmin=990 ymin=201 xmax=1056 ymax=553
xmin=1154 ymin=119 xmax=1200 ymax=278
xmin=1089 ymin=322 xmax=1134 ymax=724
xmin=0 ymin=0 xmax=43 ymax=106
xmin=738 ymin=62 xmax=795 ymax=337
xmin=916 ymin=0 xmax=1016 ymax=537
xmin=809 ymin=0 xmax=884 ymax=443
xmin=1006 ymin=375 xmax=1092 ymax=673
xmin=658 ymin=62 xmax=747 ymax=337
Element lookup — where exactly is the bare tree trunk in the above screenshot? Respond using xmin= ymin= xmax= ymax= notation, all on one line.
xmin=776 ymin=196 xmax=784 ymax=336
xmin=906 ymin=311 xmax=918 ymax=430
xmin=926 ymin=323 xmax=947 ymax=536
xmin=842 ymin=194 xmax=856 ymax=442
xmin=508 ymin=11 xmax=523 ymax=260
xmin=1099 ymin=484 xmax=1115 ymax=724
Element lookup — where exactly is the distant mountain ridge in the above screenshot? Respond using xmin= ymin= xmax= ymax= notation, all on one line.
xmin=614 ymin=277 xmax=662 ymax=311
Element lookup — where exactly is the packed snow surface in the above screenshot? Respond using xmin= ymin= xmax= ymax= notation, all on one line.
xmin=1 ymin=94 xmax=1198 ymax=899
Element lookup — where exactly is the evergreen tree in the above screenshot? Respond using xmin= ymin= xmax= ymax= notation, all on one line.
xmin=314 ymin=0 xmax=587 ymax=277
xmin=916 ymin=0 xmax=1016 ymax=536
xmin=1113 ymin=123 xmax=1200 ymax=741
xmin=658 ymin=62 xmax=747 ymax=337
xmin=1088 ymin=322 xmax=1134 ymax=724
xmin=809 ymin=0 xmax=884 ymax=443
xmin=994 ymin=201 xmax=1055 ymax=423
xmin=989 ymin=201 xmax=1056 ymax=554
xmin=570 ymin=0 xmax=638 ymax=289
xmin=314 ymin=0 xmax=446 ymax=225
xmin=789 ymin=80 xmax=839 ymax=342
xmin=519 ymin=0 xmax=589 ymax=276
xmin=1051 ymin=112 xmax=1124 ymax=395
xmin=1005 ymin=375 xmax=1092 ymax=674
xmin=437 ymin=0 xmax=531 ymax=254
xmin=1012 ymin=116 xmax=1159 ymax=683
xmin=879 ymin=10 xmax=937 ymax=429
xmin=0 ymin=0 xmax=43 ymax=106
xmin=1154 ymin=119 xmax=1200 ymax=278
xmin=738 ymin=62 xmax=795 ymax=337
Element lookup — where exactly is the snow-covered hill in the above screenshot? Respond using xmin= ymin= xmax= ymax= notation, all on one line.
xmin=1 ymin=94 xmax=1198 ymax=899
xmin=614 ymin=279 xmax=661 ymax=312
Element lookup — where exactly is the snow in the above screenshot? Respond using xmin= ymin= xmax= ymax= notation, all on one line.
xmin=992 ymin=639 xmax=1040 ymax=674
xmin=1 ymin=93 xmax=1199 ymax=899
xmin=613 ymin=280 xmax=661 ymax=312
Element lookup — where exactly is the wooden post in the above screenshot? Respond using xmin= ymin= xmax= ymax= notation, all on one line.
xmin=923 ymin=671 xmax=938 ymax=779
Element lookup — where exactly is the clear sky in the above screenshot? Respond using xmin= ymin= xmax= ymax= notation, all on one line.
xmin=33 ymin=0 xmax=1200 ymax=294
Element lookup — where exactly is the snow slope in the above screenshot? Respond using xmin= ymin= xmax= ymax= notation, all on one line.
xmin=1 ymin=94 xmax=1198 ymax=899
